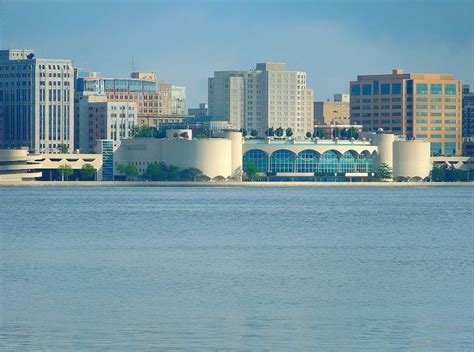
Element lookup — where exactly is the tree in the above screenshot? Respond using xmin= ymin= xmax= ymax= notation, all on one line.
xmin=332 ymin=128 xmax=340 ymax=139
xmin=58 ymin=164 xmax=73 ymax=181
xmin=265 ymin=128 xmax=275 ymax=137
xmin=349 ymin=127 xmax=359 ymax=140
xmin=178 ymin=167 xmax=204 ymax=181
xmin=285 ymin=127 xmax=293 ymax=138
xmin=313 ymin=129 xmax=328 ymax=139
xmin=306 ymin=131 xmax=312 ymax=139
xmin=117 ymin=163 xmax=138 ymax=180
xmin=244 ymin=161 xmax=259 ymax=181
xmin=241 ymin=128 xmax=248 ymax=137
xmin=431 ymin=163 xmax=468 ymax=182
xmin=340 ymin=128 xmax=348 ymax=139
xmin=58 ymin=144 xmax=69 ymax=153
xmin=250 ymin=129 xmax=258 ymax=138
xmin=375 ymin=162 xmax=392 ymax=180
xmin=80 ymin=163 xmax=96 ymax=180
xmin=275 ymin=127 xmax=284 ymax=137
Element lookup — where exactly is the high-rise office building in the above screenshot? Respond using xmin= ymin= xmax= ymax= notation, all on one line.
xmin=314 ymin=93 xmax=350 ymax=125
xmin=0 ymin=49 xmax=74 ymax=153
xmin=350 ymin=69 xmax=463 ymax=156
xmin=208 ymin=63 xmax=314 ymax=138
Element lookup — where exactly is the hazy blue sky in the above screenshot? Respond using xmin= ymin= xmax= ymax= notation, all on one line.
xmin=1 ymin=0 xmax=472 ymax=107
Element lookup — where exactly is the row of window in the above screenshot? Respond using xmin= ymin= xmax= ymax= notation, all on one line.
xmin=352 ymin=81 xmax=458 ymax=96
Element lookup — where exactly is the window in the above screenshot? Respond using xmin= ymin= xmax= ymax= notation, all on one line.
xmin=416 ymin=98 xmax=428 ymax=102
xmin=362 ymin=84 xmax=372 ymax=95
xmin=445 ymin=84 xmax=456 ymax=95
xmin=406 ymin=80 xmax=413 ymax=95
xmin=381 ymin=83 xmax=390 ymax=95
xmin=416 ymin=127 xmax=427 ymax=131
xmin=392 ymin=83 xmax=401 ymax=94
xmin=430 ymin=84 xmax=442 ymax=95
xmin=373 ymin=80 xmax=379 ymax=94
xmin=445 ymin=142 xmax=456 ymax=156
xmin=445 ymin=105 xmax=456 ymax=110
xmin=351 ymin=85 xmax=361 ymax=96
xmin=430 ymin=127 xmax=442 ymax=131
xmin=430 ymin=142 xmax=442 ymax=156
xmin=445 ymin=127 xmax=456 ymax=131
xmin=416 ymin=105 xmax=428 ymax=109
xmin=270 ymin=150 xmax=295 ymax=173
xmin=416 ymin=83 xmax=428 ymax=94
xmin=445 ymin=134 xmax=456 ymax=138
xmin=445 ymin=113 xmax=456 ymax=117
xmin=445 ymin=120 xmax=456 ymax=124
xmin=431 ymin=112 xmax=442 ymax=117
xmin=445 ymin=98 xmax=456 ymax=102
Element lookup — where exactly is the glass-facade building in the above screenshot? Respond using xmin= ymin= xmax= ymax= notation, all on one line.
xmin=350 ymin=69 xmax=463 ymax=156
xmin=97 ymin=139 xmax=114 ymax=181
xmin=243 ymin=143 xmax=376 ymax=181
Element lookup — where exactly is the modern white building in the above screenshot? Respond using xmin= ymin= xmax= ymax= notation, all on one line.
xmin=0 ymin=49 xmax=75 ymax=153
xmin=208 ymin=63 xmax=314 ymax=139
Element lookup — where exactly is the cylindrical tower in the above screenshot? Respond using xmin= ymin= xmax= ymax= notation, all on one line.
xmin=371 ymin=132 xmax=395 ymax=169
xmin=393 ymin=140 xmax=431 ymax=180
xmin=222 ymin=131 xmax=243 ymax=179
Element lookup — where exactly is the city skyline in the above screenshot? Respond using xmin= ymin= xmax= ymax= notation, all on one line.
xmin=0 ymin=0 xmax=472 ymax=108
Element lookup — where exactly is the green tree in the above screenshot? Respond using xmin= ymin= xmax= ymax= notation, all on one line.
xmin=178 ymin=167 xmax=204 ymax=181
xmin=285 ymin=127 xmax=293 ymax=138
xmin=250 ymin=129 xmax=258 ymax=138
xmin=340 ymin=128 xmax=348 ymax=139
xmin=117 ymin=163 xmax=138 ymax=180
xmin=375 ymin=162 xmax=392 ymax=180
xmin=332 ymin=128 xmax=340 ymax=139
xmin=240 ymin=128 xmax=248 ymax=137
xmin=244 ymin=161 xmax=259 ymax=181
xmin=275 ymin=127 xmax=284 ymax=137
xmin=265 ymin=128 xmax=275 ymax=137
xmin=313 ymin=129 xmax=328 ymax=139
xmin=58 ymin=164 xmax=73 ymax=181
xmin=58 ymin=144 xmax=69 ymax=153
xmin=349 ymin=127 xmax=359 ymax=140
xmin=306 ymin=131 xmax=312 ymax=139
xmin=80 ymin=163 xmax=96 ymax=180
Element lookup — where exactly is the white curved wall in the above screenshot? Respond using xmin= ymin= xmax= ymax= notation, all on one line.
xmin=116 ymin=138 xmax=233 ymax=178
xmin=371 ymin=133 xmax=395 ymax=168
xmin=222 ymin=131 xmax=243 ymax=177
xmin=0 ymin=149 xmax=43 ymax=181
xmin=393 ymin=141 xmax=431 ymax=179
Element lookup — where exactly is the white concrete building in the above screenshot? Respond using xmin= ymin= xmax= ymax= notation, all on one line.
xmin=208 ymin=63 xmax=314 ymax=139
xmin=0 ymin=49 xmax=74 ymax=153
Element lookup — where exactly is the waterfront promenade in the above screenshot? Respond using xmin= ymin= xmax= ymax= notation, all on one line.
xmin=0 ymin=181 xmax=472 ymax=187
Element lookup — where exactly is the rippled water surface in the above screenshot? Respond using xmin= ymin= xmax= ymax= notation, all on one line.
xmin=1 ymin=186 xmax=473 ymax=350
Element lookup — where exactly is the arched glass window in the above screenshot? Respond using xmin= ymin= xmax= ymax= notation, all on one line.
xmin=355 ymin=150 xmax=372 ymax=172
xmin=319 ymin=150 xmax=339 ymax=173
xmin=296 ymin=150 xmax=319 ymax=173
xmin=243 ymin=149 xmax=268 ymax=173
xmin=340 ymin=151 xmax=356 ymax=173
xmin=270 ymin=150 xmax=295 ymax=173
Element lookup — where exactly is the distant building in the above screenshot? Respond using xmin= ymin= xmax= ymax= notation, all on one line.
xmin=462 ymin=85 xmax=473 ymax=138
xmin=0 ymin=49 xmax=75 ymax=153
xmin=208 ymin=63 xmax=314 ymax=138
xmin=350 ymin=69 xmax=463 ymax=156
xmin=171 ymin=85 xmax=186 ymax=115
xmin=77 ymin=96 xmax=137 ymax=152
xmin=188 ymin=103 xmax=208 ymax=117
xmin=314 ymin=94 xmax=350 ymax=126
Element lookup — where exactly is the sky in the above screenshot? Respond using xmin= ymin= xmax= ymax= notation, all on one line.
xmin=0 ymin=0 xmax=472 ymax=108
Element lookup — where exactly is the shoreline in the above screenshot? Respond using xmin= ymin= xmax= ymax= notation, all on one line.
xmin=0 ymin=181 xmax=472 ymax=187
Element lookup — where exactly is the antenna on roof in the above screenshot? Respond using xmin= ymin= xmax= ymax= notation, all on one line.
xmin=131 ymin=56 xmax=135 ymax=73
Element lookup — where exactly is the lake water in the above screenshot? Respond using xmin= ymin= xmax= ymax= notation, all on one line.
xmin=1 ymin=186 xmax=473 ymax=350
